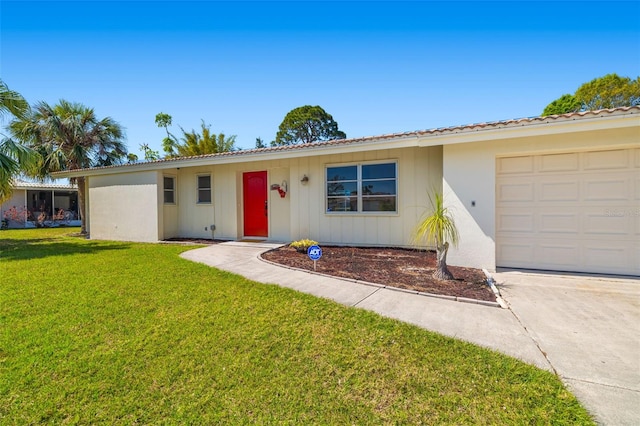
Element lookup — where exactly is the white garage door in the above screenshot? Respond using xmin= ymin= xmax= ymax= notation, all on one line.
xmin=496 ymin=148 xmax=639 ymax=276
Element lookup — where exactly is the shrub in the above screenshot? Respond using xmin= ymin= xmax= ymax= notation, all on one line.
xmin=289 ymin=239 xmax=318 ymax=253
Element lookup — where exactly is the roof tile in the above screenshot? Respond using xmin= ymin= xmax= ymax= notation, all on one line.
xmin=59 ymin=106 xmax=640 ymax=174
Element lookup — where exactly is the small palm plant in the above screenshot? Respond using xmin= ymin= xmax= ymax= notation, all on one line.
xmin=413 ymin=191 xmax=459 ymax=281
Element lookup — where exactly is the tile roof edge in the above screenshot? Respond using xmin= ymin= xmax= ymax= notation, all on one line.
xmin=54 ymin=106 xmax=640 ymax=175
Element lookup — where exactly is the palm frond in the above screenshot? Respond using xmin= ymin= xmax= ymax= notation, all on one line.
xmin=412 ymin=191 xmax=459 ymax=248
xmin=0 ymin=79 xmax=29 ymax=120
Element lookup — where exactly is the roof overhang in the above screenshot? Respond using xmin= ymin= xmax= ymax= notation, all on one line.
xmin=416 ymin=109 xmax=639 ymax=147
xmin=53 ymin=107 xmax=640 ymax=179
xmin=11 ymin=181 xmax=77 ymax=191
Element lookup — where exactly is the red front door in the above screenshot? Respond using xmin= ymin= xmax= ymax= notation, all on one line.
xmin=243 ymin=171 xmax=268 ymax=237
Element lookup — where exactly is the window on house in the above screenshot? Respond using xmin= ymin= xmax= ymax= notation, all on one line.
xmin=326 ymin=162 xmax=397 ymax=213
xmin=197 ymin=175 xmax=211 ymax=204
xmin=163 ymin=176 xmax=175 ymax=204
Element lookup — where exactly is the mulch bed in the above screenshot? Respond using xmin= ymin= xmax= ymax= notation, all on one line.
xmin=262 ymin=245 xmax=495 ymax=302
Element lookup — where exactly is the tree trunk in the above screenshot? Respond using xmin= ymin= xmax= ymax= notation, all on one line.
xmin=433 ymin=241 xmax=455 ymax=281
xmin=77 ymin=176 xmax=87 ymax=235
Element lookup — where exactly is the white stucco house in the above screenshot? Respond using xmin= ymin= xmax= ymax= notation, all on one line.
xmin=54 ymin=107 xmax=639 ymax=276
xmin=1 ymin=180 xmax=80 ymax=228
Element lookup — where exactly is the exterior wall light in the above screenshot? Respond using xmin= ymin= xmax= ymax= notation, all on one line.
xmin=300 ymin=175 xmax=309 ymax=185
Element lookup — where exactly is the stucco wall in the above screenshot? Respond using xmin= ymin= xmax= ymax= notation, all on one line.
xmin=443 ymin=126 xmax=639 ymax=271
xmin=88 ymin=171 xmax=160 ymax=242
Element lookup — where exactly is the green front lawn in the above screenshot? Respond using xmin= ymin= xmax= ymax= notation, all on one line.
xmin=0 ymin=229 xmax=593 ymax=424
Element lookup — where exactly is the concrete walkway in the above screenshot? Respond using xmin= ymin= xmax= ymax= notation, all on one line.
xmin=181 ymin=242 xmax=640 ymax=425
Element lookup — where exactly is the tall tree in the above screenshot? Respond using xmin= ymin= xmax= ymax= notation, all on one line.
xmin=542 ymin=73 xmax=640 ymax=115
xmin=273 ymin=105 xmax=346 ymax=146
xmin=155 ymin=112 xmax=179 ymax=157
xmin=0 ymin=79 xmax=36 ymax=202
xmin=10 ymin=100 xmax=127 ymax=234
xmin=575 ymin=73 xmax=640 ymax=110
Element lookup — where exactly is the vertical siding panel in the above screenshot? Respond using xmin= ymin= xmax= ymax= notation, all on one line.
xmin=352 ymin=213 xmax=366 ymax=244
xmin=364 ymin=216 xmax=378 ymax=244
xmin=268 ymin=166 xmax=290 ymax=241
xmin=214 ymin=164 xmax=238 ymax=240
xmin=297 ymin=157 xmax=310 ymax=239
xmin=377 ymin=216 xmax=391 ymax=246
xmin=178 ymin=168 xmax=192 ymax=236
xmin=289 ymin=158 xmax=300 ymax=241
xmin=403 ymin=147 xmax=426 ymax=245
xmin=364 ymin=149 xmax=377 ymax=162
xmin=329 ymin=217 xmax=341 ymax=243
xmin=341 ymin=215 xmax=354 ymax=244
xmin=308 ymin=156 xmax=321 ymax=240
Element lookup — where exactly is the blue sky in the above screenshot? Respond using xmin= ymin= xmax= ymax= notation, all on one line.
xmin=1 ymin=1 xmax=639 ymax=155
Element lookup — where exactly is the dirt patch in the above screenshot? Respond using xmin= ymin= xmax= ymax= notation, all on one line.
xmin=262 ymin=246 xmax=495 ymax=302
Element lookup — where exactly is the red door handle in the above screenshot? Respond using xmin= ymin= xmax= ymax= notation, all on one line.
xmin=264 ymin=200 xmax=268 ymax=216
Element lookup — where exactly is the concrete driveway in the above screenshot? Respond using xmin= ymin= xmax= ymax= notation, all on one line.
xmin=494 ymin=270 xmax=640 ymax=426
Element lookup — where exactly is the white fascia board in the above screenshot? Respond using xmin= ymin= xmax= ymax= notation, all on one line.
xmin=416 ymin=113 xmax=640 ymax=147
xmin=54 ymin=111 xmax=639 ymax=179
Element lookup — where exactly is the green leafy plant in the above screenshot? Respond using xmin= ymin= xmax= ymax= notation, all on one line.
xmin=413 ymin=191 xmax=459 ymax=281
xmin=289 ymin=239 xmax=318 ymax=253
xmin=542 ymin=73 xmax=640 ymax=115
xmin=156 ymin=113 xmax=237 ymax=158
xmin=273 ymin=105 xmax=346 ymax=146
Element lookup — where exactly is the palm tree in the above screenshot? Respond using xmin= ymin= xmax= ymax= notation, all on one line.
xmin=161 ymin=117 xmax=237 ymax=158
xmin=9 ymin=100 xmax=127 ymax=234
xmin=0 ymin=79 xmax=36 ymax=202
xmin=413 ymin=191 xmax=460 ymax=281
xmin=176 ymin=121 xmax=237 ymax=157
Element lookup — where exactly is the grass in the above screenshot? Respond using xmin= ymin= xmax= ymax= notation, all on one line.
xmin=0 ymin=228 xmax=593 ymax=424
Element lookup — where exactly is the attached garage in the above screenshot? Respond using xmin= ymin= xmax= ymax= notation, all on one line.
xmin=496 ymin=148 xmax=639 ymax=276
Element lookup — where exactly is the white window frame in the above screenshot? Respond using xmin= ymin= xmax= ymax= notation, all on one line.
xmin=196 ymin=174 xmax=212 ymax=204
xmin=325 ymin=160 xmax=398 ymax=215
xmin=163 ymin=175 xmax=176 ymax=205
